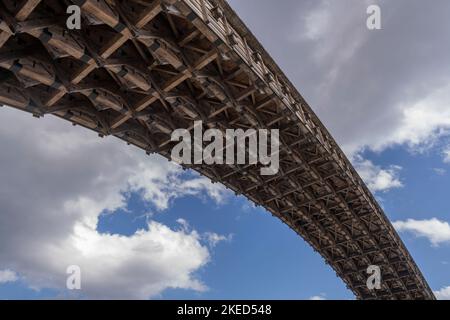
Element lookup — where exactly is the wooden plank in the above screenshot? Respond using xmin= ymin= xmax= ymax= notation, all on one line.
xmin=15 ymin=0 xmax=42 ymax=21
xmin=100 ymin=33 xmax=129 ymax=59
xmin=178 ymin=30 xmax=200 ymax=47
xmin=80 ymin=0 xmax=119 ymax=28
xmin=110 ymin=49 xmax=217 ymax=129
xmin=0 ymin=0 xmax=41 ymax=47
xmin=134 ymin=0 xmax=162 ymax=28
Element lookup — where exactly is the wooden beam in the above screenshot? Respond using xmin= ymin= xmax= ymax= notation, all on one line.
xmin=79 ymin=0 xmax=119 ymax=29
xmin=110 ymin=49 xmax=218 ymax=129
xmin=0 ymin=0 xmax=41 ymax=47
xmin=134 ymin=0 xmax=162 ymax=29
xmin=15 ymin=0 xmax=42 ymax=21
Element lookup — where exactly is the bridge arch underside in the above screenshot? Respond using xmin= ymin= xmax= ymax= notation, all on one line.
xmin=0 ymin=0 xmax=434 ymax=299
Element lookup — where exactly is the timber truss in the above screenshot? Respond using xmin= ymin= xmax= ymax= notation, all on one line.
xmin=0 ymin=0 xmax=435 ymax=299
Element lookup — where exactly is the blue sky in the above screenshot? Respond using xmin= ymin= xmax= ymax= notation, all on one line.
xmin=1 ymin=136 xmax=449 ymax=299
xmin=0 ymin=127 xmax=448 ymax=299
xmin=1 ymin=0 xmax=450 ymax=300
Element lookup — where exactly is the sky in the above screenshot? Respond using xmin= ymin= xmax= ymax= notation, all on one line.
xmin=0 ymin=0 xmax=450 ymax=300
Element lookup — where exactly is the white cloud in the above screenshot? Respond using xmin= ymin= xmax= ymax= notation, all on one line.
xmin=0 ymin=269 xmax=18 ymax=284
xmin=0 ymin=108 xmax=229 ymax=299
xmin=433 ymin=168 xmax=446 ymax=175
xmin=443 ymin=148 xmax=450 ymax=163
xmin=303 ymin=3 xmax=331 ymax=41
xmin=367 ymin=85 xmax=450 ymax=153
xmin=434 ymin=286 xmax=450 ymax=300
xmin=231 ymin=0 xmax=450 ymax=161
xmin=176 ymin=218 xmax=190 ymax=231
xmin=337 ymin=82 xmax=450 ymax=157
xmin=353 ymin=157 xmax=403 ymax=193
xmin=309 ymin=293 xmax=326 ymax=300
xmin=127 ymin=165 xmax=226 ymax=212
xmin=251 ymin=0 xmax=450 ymax=159
xmin=64 ymin=220 xmax=209 ymax=298
xmin=203 ymin=232 xmax=233 ymax=248
xmin=393 ymin=218 xmax=450 ymax=246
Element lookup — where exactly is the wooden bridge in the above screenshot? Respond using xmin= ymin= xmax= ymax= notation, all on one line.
xmin=0 ymin=0 xmax=435 ymax=299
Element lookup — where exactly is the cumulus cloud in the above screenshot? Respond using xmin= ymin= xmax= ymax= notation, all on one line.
xmin=353 ymin=157 xmax=403 ymax=193
xmin=0 ymin=108 xmax=229 ymax=299
xmin=0 ymin=269 xmax=18 ymax=284
xmin=369 ymin=85 xmax=450 ymax=153
xmin=434 ymin=286 xmax=450 ymax=300
xmin=127 ymin=165 xmax=226 ymax=212
xmin=228 ymin=0 xmax=450 ymax=200
xmin=230 ymin=0 xmax=450 ymax=157
xmin=393 ymin=218 xmax=450 ymax=246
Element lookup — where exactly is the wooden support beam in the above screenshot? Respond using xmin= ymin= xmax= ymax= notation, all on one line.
xmin=78 ymin=0 xmax=119 ymax=29
xmin=178 ymin=29 xmax=200 ymax=47
xmin=110 ymin=49 xmax=218 ymax=129
xmin=134 ymin=0 xmax=162 ymax=28
xmin=0 ymin=0 xmax=41 ymax=47
xmin=15 ymin=0 xmax=42 ymax=21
